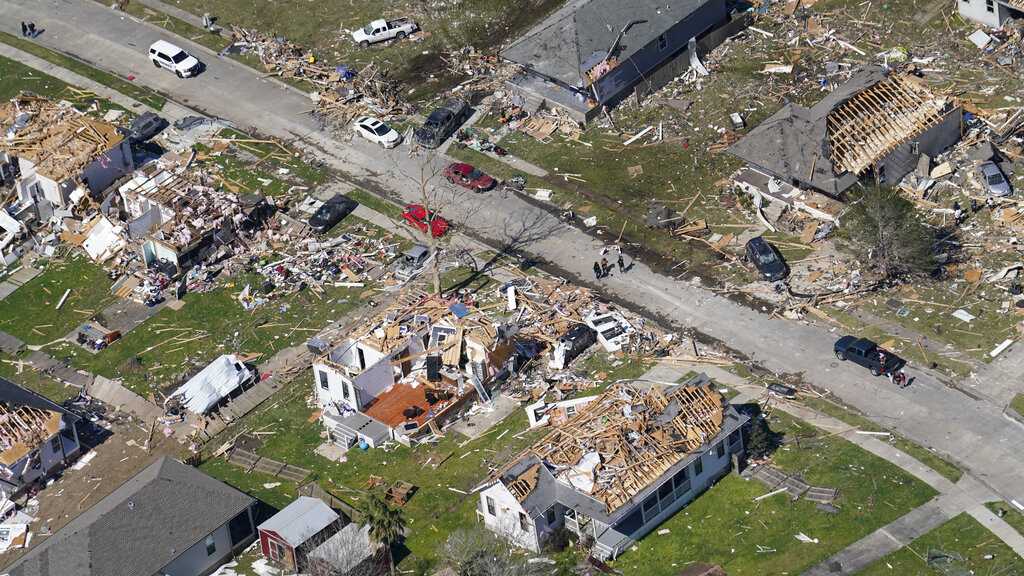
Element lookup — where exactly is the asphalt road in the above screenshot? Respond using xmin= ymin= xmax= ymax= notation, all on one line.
xmin=4 ymin=0 xmax=1023 ymax=507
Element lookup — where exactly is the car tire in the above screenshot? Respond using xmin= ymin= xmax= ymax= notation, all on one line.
xmin=397 ymin=31 xmax=407 ymax=40
xmin=360 ymin=40 xmax=369 ymax=48
xmin=870 ymin=367 xmax=880 ymax=377
xmin=835 ymin=351 xmax=846 ymax=361
xmin=446 ymin=176 xmax=455 ymax=184
xmin=152 ymin=60 xmax=161 ymax=68
xmin=175 ymin=70 xmax=183 ymax=78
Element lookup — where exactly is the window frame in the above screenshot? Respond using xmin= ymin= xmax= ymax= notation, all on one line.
xmin=486 ymin=496 xmax=496 ymax=516
xmin=519 ymin=512 xmax=530 ymax=532
xmin=204 ymin=533 xmax=217 ymax=556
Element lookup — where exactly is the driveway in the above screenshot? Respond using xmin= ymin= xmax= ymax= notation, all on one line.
xmin=3 ymin=0 xmax=1023 ymax=508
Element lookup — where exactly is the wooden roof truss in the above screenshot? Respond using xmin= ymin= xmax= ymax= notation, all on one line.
xmin=827 ymin=74 xmax=954 ymax=176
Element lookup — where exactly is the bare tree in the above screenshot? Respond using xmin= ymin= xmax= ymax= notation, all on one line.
xmin=442 ymin=527 xmax=551 ymax=576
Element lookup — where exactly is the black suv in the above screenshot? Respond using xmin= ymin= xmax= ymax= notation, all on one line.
xmin=745 ymin=236 xmax=788 ymax=282
xmin=309 ymin=195 xmax=358 ymax=233
xmin=414 ymin=99 xmax=471 ymax=149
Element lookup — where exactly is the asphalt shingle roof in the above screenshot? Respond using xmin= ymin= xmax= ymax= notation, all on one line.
xmin=3 ymin=457 xmax=254 ymax=576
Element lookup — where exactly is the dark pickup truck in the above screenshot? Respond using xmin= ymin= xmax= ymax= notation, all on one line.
xmin=834 ymin=336 xmax=905 ymax=376
xmin=414 ymin=98 xmax=471 ymax=149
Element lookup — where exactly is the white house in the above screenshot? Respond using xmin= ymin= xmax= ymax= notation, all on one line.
xmin=0 ymin=96 xmax=133 ymax=225
xmin=477 ymin=374 xmax=747 ymax=560
xmin=957 ymin=0 xmax=1022 ymax=28
xmin=0 ymin=377 xmax=82 ymax=499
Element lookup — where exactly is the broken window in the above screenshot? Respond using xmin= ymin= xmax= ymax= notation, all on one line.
xmin=318 ymin=370 xmax=329 ymax=390
xmin=693 ymin=456 xmax=703 ymax=477
xmin=486 ymin=496 xmax=496 ymax=515
xmin=205 ymin=534 xmax=216 ymax=556
xmin=642 ymin=494 xmax=658 ymax=517
xmin=519 ymin=512 xmax=529 ymax=531
xmin=658 ymin=480 xmax=673 ymax=503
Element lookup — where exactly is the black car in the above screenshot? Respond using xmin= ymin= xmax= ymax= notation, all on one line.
xmin=309 ymin=195 xmax=358 ymax=233
xmin=414 ymin=99 xmax=471 ymax=149
xmin=745 ymin=236 xmax=788 ymax=282
xmin=767 ymin=382 xmax=797 ymax=398
xmin=126 ymin=112 xmax=169 ymax=142
xmin=834 ymin=336 xmax=905 ymax=377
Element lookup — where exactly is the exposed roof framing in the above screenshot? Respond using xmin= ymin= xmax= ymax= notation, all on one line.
xmin=826 ymin=73 xmax=954 ymax=175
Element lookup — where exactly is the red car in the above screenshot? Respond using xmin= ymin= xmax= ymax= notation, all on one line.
xmin=402 ymin=204 xmax=450 ymax=238
xmin=444 ymin=162 xmax=496 ymax=192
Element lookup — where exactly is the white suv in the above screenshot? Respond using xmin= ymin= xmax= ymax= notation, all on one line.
xmin=148 ymin=40 xmax=201 ymax=78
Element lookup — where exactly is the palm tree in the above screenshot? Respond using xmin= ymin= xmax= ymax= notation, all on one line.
xmin=363 ymin=494 xmax=406 ymax=576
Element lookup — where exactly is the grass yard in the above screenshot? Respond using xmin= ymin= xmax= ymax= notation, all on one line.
xmin=194 ymin=129 xmax=328 ymax=198
xmin=858 ymin=513 xmax=1024 ymax=575
xmin=616 ymin=409 xmax=937 ymax=576
xmin=142 ymin=0 xmax=563 ymax=102
xmin=202 ymin=375 xmax=548 ymax=571
xmin=50 ymin=275 xmax=366 ymax=397
xmin=115 ymin=2 xmax=232 ymax=55
xmin=0 ymin=351 xmax=80 ymax=403
xmin=1010 ymin=394 xmax=1024 ymax=418
xmin=985 ymin=502 xmax=1024 ymax=540
xmin=347 ymin=188 xmax=404 ymax=221
xmin=581 ymin=351 xmax=656 ymax=392
xmin=0 ymin=31 xmax=165 ymax=110
xmin=0 ymin=254 xmax=114 ymax=345
xmin=799 ymin=395 xmax=963 ymax=484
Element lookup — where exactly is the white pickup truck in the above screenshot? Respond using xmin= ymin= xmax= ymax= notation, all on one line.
xmin=351 ymin=18 xmax=418 ymax=47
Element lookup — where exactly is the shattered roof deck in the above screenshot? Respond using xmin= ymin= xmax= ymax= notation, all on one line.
xmin=0 ymin=94 xmax=123 ymax=183
xmin=729 ymin=66 xmax=958 ymax=195
xmin=0 ymin=377 xmax=78 ymax=467
xmin=505 ymin=379 xmax=726 ymax=514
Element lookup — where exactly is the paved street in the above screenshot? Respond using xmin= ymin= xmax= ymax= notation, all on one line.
xmin=3 ymin=0 xmax=1022 ymax=509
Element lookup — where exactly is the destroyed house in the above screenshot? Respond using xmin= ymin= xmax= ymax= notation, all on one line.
xmin=0 ymin=94 xmax=133 ymax=224
xmin=314 ymin=290 xmax=514 ymax=448
xmin=729 ymin=66 xmax=962 ymax=197
xmin=478 ymin=374 xmax=747 ymax=560
xmin=4 ymin=457 xmax=257 ymax=576
xmin=0 ymin=378 xmax=81 ymax=498
xmin=502 ymin=0 xmax=728 ymax=122
xmin=958 ymin=0 xmax=1023 ymax=29
xmin=118 ymin=160 xmax=273 ymax=276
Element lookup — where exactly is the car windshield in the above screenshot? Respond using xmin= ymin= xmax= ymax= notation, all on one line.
xmin=467 ymin=169 xmax=483 ymax=179
xmin=171 ymin=50 xmax=189 ymax=63
xmin=752 ymin=246 xmax=776 ymax=266
xmin=988 ymin=173 xmax=1005 ymax=185
xmin=363 ymin=24 xmax=374 ymax=35
xmin=372 ymin=124 xmax=391 ymax=136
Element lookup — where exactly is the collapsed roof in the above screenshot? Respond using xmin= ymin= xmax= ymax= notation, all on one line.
xmin=729 ymin=66 xmax=959 ymax=195
xmin=500 ymin=378 xmax=727 ymax=515
xmin=0 ymin=94 xmax=123 ymax=183
xmin=0 ymin=377 xmax=79 ymax=467
xmin=502 ymin=0 xmax=711 ymax=89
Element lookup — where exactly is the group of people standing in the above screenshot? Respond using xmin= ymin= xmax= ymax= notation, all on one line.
xmin=593 ymin=250 xmax=627 ymax=280
xmin=20 ymin=21 xmax=40 ymax=38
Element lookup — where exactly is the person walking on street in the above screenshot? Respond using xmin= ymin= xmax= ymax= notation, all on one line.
xmin=21 ymin=22 xmax=27 ymax=37
xmin=600 ymin=257 xmax=610 ymax=278
xmin=895 ymin=370 xmax=908 ymax=388
xmin=593 ymin=261 xmax=601 ymax=280
xmin=26 ymin=22 xmax=36 ymax=38
xmin=617 ymin=252 xmax=626 ymax=273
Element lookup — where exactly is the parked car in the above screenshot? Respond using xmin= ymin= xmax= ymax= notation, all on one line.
xmin=148 ymin=40 xmax=202 ymax=78
xmin=745 ymin=236 xmax=788 ymax=282
xmin=402 ymin=204 xmax=449 ymax=238
xmin=979 ymin=161 xmax=1012 ymax=197
xmin=444 ymin=162 xmax=496 ymax=192
xmin=767 ymin=383 xmax=797 ymax=398
xmin=351 ymin=18 xmax=418 ymax=47
xmin=353 ymin=116 xmax=401 ymax=148
xmin=414 ymin=99 xmax=471 ymax=149
xmin=309 ymin=195 xmax=358 ymax=233
xmin=125 ymin=112 xmax=168 ymax=142
xmin=393 ymin=244 xmax=433 ymax=282
xmin=834 ymin=336 xmax=905 ymax=377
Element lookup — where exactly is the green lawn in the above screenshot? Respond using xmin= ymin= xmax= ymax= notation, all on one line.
xmin=799 ymin=395 xmax=963 ymax=484
xmin=0 ymin=351 xmax=79 ymax=403
xmin=0 ymin=254 xmax=114 ymax=345
xmin=116 ymin=2 xmax=232 ymax=55
xmin=858 ymin=513 xmax=1024 ymax=575
xmin=50 ymin=274 xmax=366 ymax=397
xmin=616 ymin=409 xmax=937 ymax=576
xmin=200 ymin=457 xmax=299 ymax=510
xmin=985 ymin=502 xmax=1024 ymax=540
xmin=194 ymin=129 xmax=328 ymax=199
xmin=0 ymin=31 xmax=165 ymax=110
xmin=202 ymin=375 xmax=548 ymax=570
xmin=1011 ymin=394 xmax=1024 ymax=418
xmin=347 ymin=189 xmax=404 ymax=221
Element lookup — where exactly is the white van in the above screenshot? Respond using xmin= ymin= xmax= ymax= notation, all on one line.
xmin=148 ymin=40 xmax=201 ymax=78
